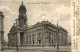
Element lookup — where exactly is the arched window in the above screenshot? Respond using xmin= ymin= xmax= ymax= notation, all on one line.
xmin=38 ymin=32 xmax=41 ymax=38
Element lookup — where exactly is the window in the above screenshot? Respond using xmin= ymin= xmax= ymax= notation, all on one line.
xmin=54 ymin=33 xmax=55 ymax=41
xmin=49 ymin=32 xmax=51 ymax=40
xmin=32 ymin=34 xmax=34 ymax=39
xmin=33 ymin=40 xmax=34 ymax=44
xmin=27 ymin=41 xmax=28 ymax=44
xmin=38 ymin=32 xmax=41 ymax=38
xmin=24 ymin=19 xmax=26 ymax=24
xmin=38 ymin=40 xmax=41 ymax=44
xmin=30 ymin=41 xmax=31 ymax=44
xmin=29 ymin=35 xmax=31 ymax=39
xmin=26 ymin=35 xmax=28 ymax=39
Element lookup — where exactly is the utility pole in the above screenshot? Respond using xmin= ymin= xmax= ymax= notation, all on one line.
xmin=16 ymin=19 xmax=18 ymax=51
xmin=57 ymin=21 xmax=59 ymax=50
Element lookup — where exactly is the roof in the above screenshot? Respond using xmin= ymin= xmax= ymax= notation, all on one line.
xmin=27 ymin=21 xmax=68 ymax=33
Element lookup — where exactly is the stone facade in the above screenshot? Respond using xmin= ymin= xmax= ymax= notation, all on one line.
xmin=8 ymin=2 xmax=68 ymax=47
xmin=0 ymin=11 xmax=4 ymax=51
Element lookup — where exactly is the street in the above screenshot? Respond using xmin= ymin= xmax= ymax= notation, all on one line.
xmin=2 ymin=46 xmax=71 ymax=52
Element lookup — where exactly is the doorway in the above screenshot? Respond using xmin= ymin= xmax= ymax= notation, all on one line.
xmin=20 ymin=32 xmax=24 ymax=46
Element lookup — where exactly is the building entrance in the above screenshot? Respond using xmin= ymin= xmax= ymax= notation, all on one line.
xmin=20 ymin=32 xmax=24 ymax=46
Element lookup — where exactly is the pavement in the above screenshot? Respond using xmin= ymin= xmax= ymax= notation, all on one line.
xmin=1 ymin=46 xmax=71 ymax=52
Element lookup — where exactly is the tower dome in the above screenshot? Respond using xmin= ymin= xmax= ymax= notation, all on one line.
xmin=19 ymin=1 xmax=26 ymax=11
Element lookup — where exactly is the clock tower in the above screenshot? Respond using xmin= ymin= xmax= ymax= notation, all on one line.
xmin=15 ymin=2 xmax=27 ymax=46
xmin=17 ymin=1 xmax=27 ymax=27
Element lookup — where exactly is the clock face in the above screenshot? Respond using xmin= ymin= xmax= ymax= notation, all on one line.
xmin=20 ymin=10 xmax=26 ymax=14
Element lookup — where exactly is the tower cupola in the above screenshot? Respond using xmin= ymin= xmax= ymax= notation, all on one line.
xmin=19 ymin=1 xmax=26 ymax=11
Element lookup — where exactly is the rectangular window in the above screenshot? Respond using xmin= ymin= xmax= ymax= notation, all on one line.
xmin=33 ymin=40 xmax=34 ymax=44
xmin=30 ymin=41 xmax=31 ymax=44
xmin=27 ymin=41 xmax=28 ymax=44
xmin=38 ymin=40 xmax=41 ymax=44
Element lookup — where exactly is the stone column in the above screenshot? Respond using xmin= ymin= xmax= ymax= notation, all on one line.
xmin=53 ymin=32 xmax=55 ymax=46
xmin=64 ymin=34 xmax=66 ymax=46
xmin=45 ymin=30 xmax=49 ymax=47
xmin=23 ymin=32 xmax=26 ymax=45
xmin=54 ymin=32 xmax=57 ymax=45
xmin=53 ymin=31 xmax=54 ymax=46
xmin=64 ymin=34 xmax=65 ymax=45
xmin=34 ymin=31 xmax=36 ymax=46
xmin=60 ymin=33 xmax=62 ymax=46
xmin=41 ymin=30 xmax=43 ymax=46
xmin=64 ymin=34 xmax=67 ymax=45
xmin=35 ymin=31 xmax=38 ymax=46
xmin=17 ymin=32 xmax=20 ymax=46
xmin=0 ymin=11 xmax=4 ymax=51
xmin=63 ymin=34 xmax=64 ymax=45
xmin=31 ymin=32 xmax=33 ymax=46
xmin=42 ymin=29 xmax=44 ymax=47
xmin=65 ymin=35 xmax=67 ymax=45
xmin=27 ymin=33 xmax=29 ymax=46
xmin=62 ymin=33 xmax=63 ymax=46
xmin=61 ymin=33 xmax=62 ymax=46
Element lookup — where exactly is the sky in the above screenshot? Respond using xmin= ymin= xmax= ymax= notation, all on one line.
xmin=0 ymin=0 xmax=71 ymax=43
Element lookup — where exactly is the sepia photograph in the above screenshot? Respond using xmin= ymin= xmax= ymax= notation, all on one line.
xmin=0 ymin=0 xmax=72 ymax=52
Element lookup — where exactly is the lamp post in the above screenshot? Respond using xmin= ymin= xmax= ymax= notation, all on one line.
xmin=57 ymin=21 xmax=59 ymax=50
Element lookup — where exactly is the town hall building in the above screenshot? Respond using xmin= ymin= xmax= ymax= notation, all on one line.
xmin=8 ymin=2 xmax=68 ymax=47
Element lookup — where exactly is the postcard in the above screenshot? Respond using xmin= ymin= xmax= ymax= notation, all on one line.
xmin=0 ymin=0 xmax=79 ymax=52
